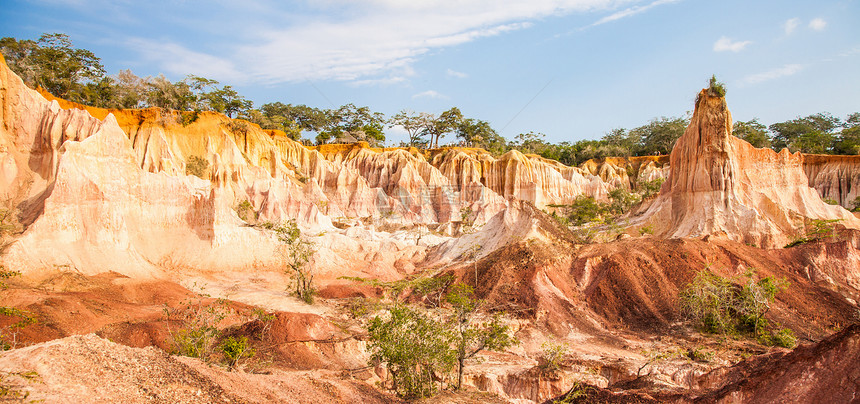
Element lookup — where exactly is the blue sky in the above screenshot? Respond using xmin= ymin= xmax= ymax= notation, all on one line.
xmin=2 ymin=0 xmax=858 ymax=145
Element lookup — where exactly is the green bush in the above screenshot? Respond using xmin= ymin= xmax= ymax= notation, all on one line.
xmin=638 ymin=177 xmax=665 ymax=199
xmin=679 ymin=267 xmax=792 ymax=346
xmin=608 ymin=187 xmax=641 ymax=214
xmin=185 ymin=155 xmax=209 ymax=178
xmin=784 ymin=218 xmax=842 ymax=248
xmin=269 ymin=220 xmax=316 ymax=304
xmin=708 ymin=75 xmax=726 ymax=97
xmin=539 ymin=341 xmax=569 ymax=373
xmin=163 ymin=292 xmax=232 ymax=361
xmin=367 ymin=305 xmax=455 ymax=399
xmin=220 ymin=335 xmax=255 ymax=370
xmin=823 ymin=198 xmax=839 ymax=205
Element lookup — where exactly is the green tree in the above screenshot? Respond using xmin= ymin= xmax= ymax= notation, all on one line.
xmin=513 ymin=131 xmax=547 ymax=154
xmin=421 ymin=107 xmax=462 ymax=148
xmin=390 ymin=110 xmax=432 ymax=147
xmin=203 ymin=85 xmax=253 ymax=118
xmin=0 ymin=33 xmax=105 ymax=101
xmin=769 ymin=112 xmax=841 ymax=153
xmin=834 ymin=112 xmax=860 ymax=155
xmin=631 ymin=116 xmax=688 ymax=155
xmin=445 ymin=284 xmax=516 ymax=390
xmin=601 ymin=127 xmax=636 ymax=155
xmin=270 ymin=220 xmax=316 ymax=304
xmin=456 ymin=118 xmax=500 ymax=150
xmin=733 ymin=118 xmax=771 ymax=148
xmin=367 ymin=305 xmax=455 ymax=399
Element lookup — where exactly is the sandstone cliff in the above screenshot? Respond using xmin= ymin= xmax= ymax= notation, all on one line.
xmin=0 ymin=54 xmax=614 ymax=280
xmin=803 ymin=154 xmax=860 ymax=209
xmin=632 ymin=89 xmax=860 ymax=248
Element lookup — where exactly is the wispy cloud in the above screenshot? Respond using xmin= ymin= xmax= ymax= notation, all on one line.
xmin=234 ymin=1 xmax=628 ymax=84
xmin=446 ymin=68 xmax=468 ymax=79
xmin=713 ymin=36 xmax=752 ymax=53
xmin=809 ymin=18 xmax=827 ymax=31
xmin=128 ymin=38 xmax=242 ymax=82
xmin=740 ymin=64 xmax=804 ymax=86
xmin=586 ymin=0 xmax=682 ymax=28
xmin=784 ymin=18 xmax=800 ymax=35
xmin=412 ymin=90 xmax=447 ymax=99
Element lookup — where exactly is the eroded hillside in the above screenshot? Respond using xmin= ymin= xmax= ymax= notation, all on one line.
xmin=1 ymin=54 xmax=860 ymax=403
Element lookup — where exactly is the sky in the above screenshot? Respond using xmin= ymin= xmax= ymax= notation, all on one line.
xmin=1 ymin=0 xmax=859 ymax=146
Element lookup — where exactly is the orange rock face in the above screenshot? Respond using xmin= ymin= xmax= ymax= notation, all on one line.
xmin=634 ymin=90 xmax=860 ymax=248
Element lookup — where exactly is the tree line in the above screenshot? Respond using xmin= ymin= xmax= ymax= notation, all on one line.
xmin=2 ymin=33 xmax=858 ymax=163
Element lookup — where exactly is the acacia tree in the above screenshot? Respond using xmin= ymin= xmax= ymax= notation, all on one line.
xmin=367 ymin=305 xmax=455 ymax=399
xmin=390 ymin=110 xmax=432 ymax=147
xmin=445 ymin=284 xmax=517 ymax=390
xmin=271 ymin=220 xmax=316 ymax=304
xmin=422 ymin=107 xmax=462 ymax=148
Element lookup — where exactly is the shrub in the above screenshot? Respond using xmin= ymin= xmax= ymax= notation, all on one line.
xmin=638 ymin=177 xmax=665 ymax=199
xmin=270 ymin=220 xmax=316 ymax=304
xmin=608 ymin=187 xmax=641 ymax=215
xmin=539 ymin=341 xmax=569 ymax=373
xmin=784 ymin=218 xmax=842 ymax=248
xmin=220 ymin=335 xmax=255 ymax=370
xmin=185 ymin=155 xmax=209 ymax=178
xmin=822 ymin=198 xmax=839 ymax=205
xmin=708 ymin=75 xmax=726 ymax=97
xmin=639 ymin=225 xmax=654 ymax=236
xmin=236 ymin=200 xmax=257 ymax=223
xmin=852 ymin=196 xmax=860 ymax=212
xmin=679 ymin=268 xmax=792 ymax=346
xmin=367 ymin=305 xmax=455 ymax=399
xmin=163 ymin=291 xmax=232 ymax=361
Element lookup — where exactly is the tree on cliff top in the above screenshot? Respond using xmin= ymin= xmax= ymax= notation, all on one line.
xmin=1 ymin=33 xmax=105 ymax=101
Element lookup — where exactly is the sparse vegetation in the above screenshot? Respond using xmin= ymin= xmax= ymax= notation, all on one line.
xmin=539 ymin=341 xmax=569 ymax=374
xmin=638 ymin=177 xmax=665 ymax=199
xmin=235 ymin=200 xmax=257 ymax=224
xmin=0 ymin=370 xmax=39 ymax=401
xmin=679 ymin=268 xmax=794 ymax=347
xmin=822 ymin=197 xmax=839 ymax=205
xmin=267 ymin=220 xmax=316 ymax=304
xmin=185 ymin=155 xmax=209 ymax=178
xmin=364 ymin=279 xmax=517 ymax=399
xmin=0 ymin=267 xmax=36 ymax=351
xmin=367 ymin=304 xmax=455 ymax=399
xmin=163 ymin=288 xmax=232 ymax=361
xmin=784 ymin=218 xmax=842 ymax=248
xmin=220 ymin=335 xmax=255 ymax=370
xmin=708 ymin=75 xmax=726 ymax=98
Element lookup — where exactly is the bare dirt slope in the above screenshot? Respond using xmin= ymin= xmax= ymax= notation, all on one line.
xmin=0 ymin=334 xmax=399 ymax=404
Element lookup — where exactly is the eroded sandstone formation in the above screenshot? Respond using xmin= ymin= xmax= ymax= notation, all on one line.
xmin=632 ymin=89 xmax=860 ymax=248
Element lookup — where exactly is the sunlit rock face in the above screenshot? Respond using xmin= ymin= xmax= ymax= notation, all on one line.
xmin=0 ymin=55 xmax=617 ymax=278
xmin=633 ymin=89 xmax=860 ymax=248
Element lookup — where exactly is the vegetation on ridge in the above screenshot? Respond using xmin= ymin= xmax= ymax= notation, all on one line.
xmin=4 ymin=33 xmax=858 ymax=160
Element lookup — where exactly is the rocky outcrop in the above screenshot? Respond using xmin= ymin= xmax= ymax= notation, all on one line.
xmin=692 ymin=324 xmax=860 ymax=403
xmin=632 ymin=89 xmax=860 ymax=248
xmin=803 ymin=154 xmax=860 ymax=209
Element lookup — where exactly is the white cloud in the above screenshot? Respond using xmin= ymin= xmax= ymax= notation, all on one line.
xmin=740 ymin=64 xmax=804 ymax=86
xmin=412 ymin=90 xmax=447 ymax=99
xmin=236 ymin=0 xmax=631 ymax=83
xmin=586 ymin=0 xmax=682 ymax=28
xmin=446 ymin=69 xmax=468 ymax=79
xmin=784 ymin=18 xmax=800 ymax=35
xmin=713 ymin=36 xmax=752 ymax=52
xmin=128 ymin=38 xmax=242 ymax=82
xmin=809 ymin=18 xmax=827 ymax=31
